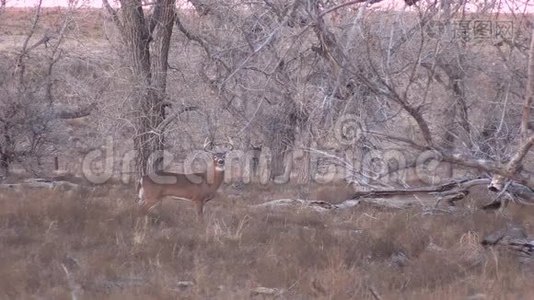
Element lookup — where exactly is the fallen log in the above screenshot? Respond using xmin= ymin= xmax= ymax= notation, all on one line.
xmin=252 ymin=198 xmax=360 ymax=212
xmin=350 ymin=178 xmax=489 ymax=199
xmin=254 ymin=177 xmax=534 ymax=212
xmin=482 ymin=225 xmax=534 ymax=257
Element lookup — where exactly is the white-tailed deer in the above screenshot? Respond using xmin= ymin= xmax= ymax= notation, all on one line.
xmin=137 ymin=140 xmax=233 ymax=220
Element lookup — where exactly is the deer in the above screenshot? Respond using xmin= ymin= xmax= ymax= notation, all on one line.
xmin=137 ymin=139 xmax=233 ymax=220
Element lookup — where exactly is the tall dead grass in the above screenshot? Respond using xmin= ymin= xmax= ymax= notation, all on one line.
xmin=0 ymin=184 xmax=533 ymax=299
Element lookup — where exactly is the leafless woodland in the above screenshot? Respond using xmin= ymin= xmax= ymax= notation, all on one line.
xmin=2 ymin=0 xmax=534 ymax=298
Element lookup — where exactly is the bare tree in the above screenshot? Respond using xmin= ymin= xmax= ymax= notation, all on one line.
xmin=0 ymin=1 xmax=93 ymax=178
xmin=103 ymin=0 xmax=176 ymax=176
xmin=100 ymin=0 xmax=534 ymax=198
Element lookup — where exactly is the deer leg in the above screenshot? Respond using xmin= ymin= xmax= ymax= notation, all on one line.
xmin=139 ymin=194 xmax=161 ymax=216
xmin=139 ymin=199 xmax=152 ymax=215
xmin=139 ymin=197 xmax=165 ymax=226
xmin=194 ymin=199 xmax=205 ymax=222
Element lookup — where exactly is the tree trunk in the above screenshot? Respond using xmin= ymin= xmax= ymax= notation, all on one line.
xmin=118 ymin=0 xmax=175 ymax=177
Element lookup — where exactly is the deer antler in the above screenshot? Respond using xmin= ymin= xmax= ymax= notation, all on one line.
xmin=203 ymin=137 xmax=214 ymax=152
xmin=226 ymin=136 xmax=235 ymax=151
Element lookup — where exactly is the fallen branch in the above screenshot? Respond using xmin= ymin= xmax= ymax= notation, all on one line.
xmin=252 ymin=198 xmax=358 ymax=212
xmin=482 ymin=225 xmax=534 ymax=257
xmin=250 ymin=287 xmax=283 ymax=297
xmin=253 ymin=196 xmax=418 ymax=211
xmin=483 ymin=180 xmax=534 ymax=210
xmin=254 ymin=177 xmax=534 ymax=212
xmin=0 ymin=177 xmax=91 ymax=192
xmin=351 ymin=178 xmax=489 ymax=199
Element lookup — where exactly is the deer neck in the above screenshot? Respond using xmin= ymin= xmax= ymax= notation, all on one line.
xmin=208 ymin=168 xmax=225 ymax=189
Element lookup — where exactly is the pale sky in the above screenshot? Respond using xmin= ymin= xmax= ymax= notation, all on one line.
xmin=6 ymin=0 xmax=192 ymax=8
xmin=7 ymin=0 xmax=104 ymax=7
xmin=4 ymin=0 xmax=534 ymax=13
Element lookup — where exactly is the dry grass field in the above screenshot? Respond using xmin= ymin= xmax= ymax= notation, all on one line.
xmin=1 ymin=182 xmax=534 ymax=299
xmin=2 ymin=6 xmax=534 ymax=300
xmin=0 ymin=8 xmax=105 ymax=38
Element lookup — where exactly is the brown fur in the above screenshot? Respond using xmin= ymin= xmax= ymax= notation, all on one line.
xmin=138 ymin=153 xmax=226 ymax=220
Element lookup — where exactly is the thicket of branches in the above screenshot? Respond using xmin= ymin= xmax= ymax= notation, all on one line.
xmin=160 ymin=0 xmax=534 ymax=188
xmin=0 ymin=3 xmax=102 ymax=178
xmin=2 ymin=0 xmax=534 ymax=191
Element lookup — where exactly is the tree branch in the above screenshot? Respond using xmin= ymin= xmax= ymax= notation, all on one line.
xmin=103 ymin=0 xmax=125 ymax=36
xmin=156 ymin=105 xmax=198 ymax=131
xmin=505 ymin=134 xmax=534 ymax=175
xmin=318 ymin=0 xmax=423 ymax=19
xmin=489 ymin=27 xmax=534 ymax=189
xmin=366 ymin=130 xmax=429 ymax=151
xmin=56 ymin=103 xmax=96 ymax=119
xmin=521 ymin=27 xmax=534 ymax=141
xmin=15 ymin=0 xmax=43 ymax=86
